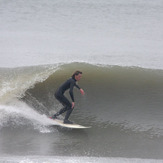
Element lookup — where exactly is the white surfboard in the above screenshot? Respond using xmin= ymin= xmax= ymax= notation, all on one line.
xmin=50 ymin=119 xmax=91 ymax=129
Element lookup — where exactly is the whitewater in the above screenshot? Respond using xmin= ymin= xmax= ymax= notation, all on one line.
xmin=0 ymin=0 xmax=163 ymax=162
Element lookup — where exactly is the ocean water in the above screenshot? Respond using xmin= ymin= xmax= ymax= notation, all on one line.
xmin=0 ymin=0 xmax=163 ymax=162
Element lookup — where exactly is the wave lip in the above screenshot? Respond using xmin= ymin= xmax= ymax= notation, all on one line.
xmin=0 ymin=64 xmax=60 ymax=104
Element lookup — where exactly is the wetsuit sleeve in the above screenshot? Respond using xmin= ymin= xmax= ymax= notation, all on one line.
xmin=69 ymin=81 xmax=75 ymax=102
xmin=75 ymin=83 xmax=80 ymax=90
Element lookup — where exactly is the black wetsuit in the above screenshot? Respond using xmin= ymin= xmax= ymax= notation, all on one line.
xmin=53 ymin=77 xmax=80 ymax=122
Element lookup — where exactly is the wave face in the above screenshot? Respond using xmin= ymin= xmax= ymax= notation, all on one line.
xmin=22 ymin=63 xmax=163 ymax=133
xmin=1 ymin=63 xmax=163 ymax=159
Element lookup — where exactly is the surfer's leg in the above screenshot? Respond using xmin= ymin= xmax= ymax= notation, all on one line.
xmin=52 ymin=107 xmax=67 ymax=118
xmin=52 ymin=94 xmax=72 ymax=120
xmin=64 ymin=109 xmax=73 ymax=124
xmin=57 ymin=95 xmax=73 ymax=123
xmin=59 ymin=97 xmax=74 ymax=124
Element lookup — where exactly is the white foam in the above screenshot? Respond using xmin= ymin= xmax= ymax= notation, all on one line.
xmin=0 ymin=102 xmax=57 ymax=133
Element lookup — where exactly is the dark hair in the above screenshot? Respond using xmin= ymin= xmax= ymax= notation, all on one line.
xmin=72 ymin=71 xmax=82 ymax=79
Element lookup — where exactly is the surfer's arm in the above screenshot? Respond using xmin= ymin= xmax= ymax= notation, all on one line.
xmin=69 ymin=82 xmax=75 ymax=108
xmin=69 ymin=81 xmax=75 ymax=102
xmin=80 ymin=88 xmax=85 ymax=95
xmin=69 ymin=80 xmax=85 ymax=103
xmin=75 ymin=83 xmax=85 ymax=95
xmin=75 ymin=83 xmax=80 ymax=89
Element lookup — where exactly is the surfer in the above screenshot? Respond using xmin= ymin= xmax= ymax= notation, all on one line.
xmin=51 ymin=71 xmax=85 ymax=124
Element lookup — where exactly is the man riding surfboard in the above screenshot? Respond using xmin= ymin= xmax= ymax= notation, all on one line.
xmin=50 ymin=71 xmax=85 ymax=124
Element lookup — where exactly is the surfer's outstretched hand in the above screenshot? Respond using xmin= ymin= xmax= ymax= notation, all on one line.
xmin=80 ymin=88 xmax=85 ymax=95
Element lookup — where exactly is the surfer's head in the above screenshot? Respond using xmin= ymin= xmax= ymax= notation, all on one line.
xmin=72 ymin=71 xmax=82 ymax=81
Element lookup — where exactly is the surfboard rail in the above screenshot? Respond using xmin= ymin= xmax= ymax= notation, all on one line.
xmin=50 ymin=118 xmax=91 ymax=129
